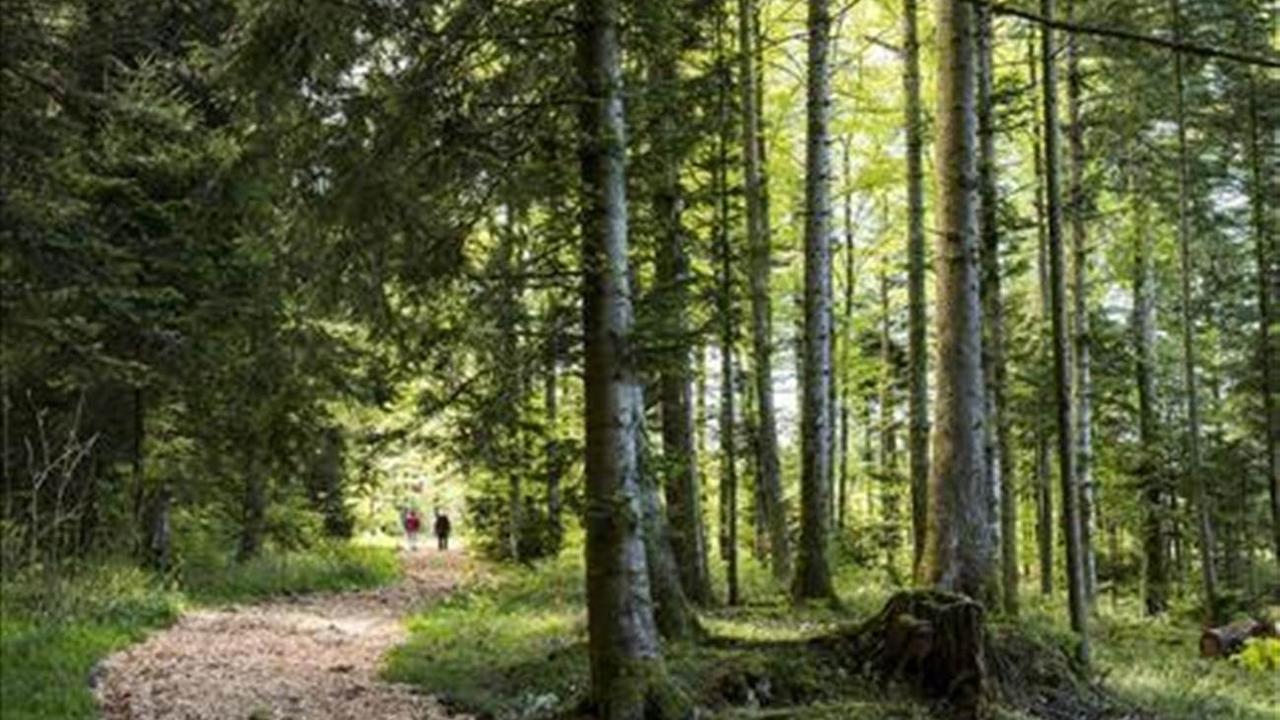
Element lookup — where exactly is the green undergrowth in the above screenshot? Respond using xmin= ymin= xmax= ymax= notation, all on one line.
xmin=0 ymin=541 xmax=400 ymax=720
xmin=389 ymin=548 xmax=1280 ymax=720
xmin=385 ymin=550 xmax=936 ymax=720
xmin=1085 ymin=600 xmax=1279 ymax=719
xmin=0 ymin=564 xmax=184 ymax=720
xmin=384 ymin=551 xmax=591 ymax=718
xmin=1005 ymin=592 xmax=1280 ymax=720
xmin=181 ymin=542 xmax=401 ymax=603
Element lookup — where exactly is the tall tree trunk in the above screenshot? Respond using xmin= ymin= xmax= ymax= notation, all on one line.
xmin=498 ymin=217 xmax=525 ymax=562
xmin=545 ymin=312 xmax=563 ymax=547
xmin=715 ymin=4 xmax=739 ymax=604
xmin=828 ymin=276 xmax=839 ymax=530
xmin=1029 ymin=34 xmax=1054 ymax=597
xmin=145 ymin=483 xmax=171 ymax=572
xmin=574 ymin=0 xmax=680 ymax=712
xmin=976 ymin=0 xmax=1016 ymax=615
xmin=922 ymin=0 xmax=997 ymax=604
xmin=719 ymin=282 xmax=740 ymax=606
xmin=652 ymin=43 xmax=713 ymax=603
xmin=903 ymin=0 xmax=930 ymax=584
xmin=745 ymin=382 xmax=770 ymax=561
xmin=1249 ymin=76 xmax=1280 ymax=575
xmin=1065 ymin=0 xmax=1097 ymax=605
xmin=637 ymin=401 xmax=699 ymax=641
xmin=697 ymin=346 xmax=709 ymax=459
xmin=317 ymin=427 xmax=350 ymax=538
xmin=839 ymin=139 xmax=855 ymax=532
xmin=1133 ymin=190 xmax=1169 ymax=615
xmin=1040 ymin=0 xmax=1090 ymax=664
xmin=238 ymin=461 xmax=265 ymax=562
xmin=1170 ymin=0 xmax=1219 ymax=622
xmin=721 ymin=342 xmax=740 ymax=606
xmin=794 ymin=0 xmax=835 ymax=602
xmin=880 ymin=270 xmax=902 ymax=584
xmin=738 ymin=0 xmax=791 ymax=583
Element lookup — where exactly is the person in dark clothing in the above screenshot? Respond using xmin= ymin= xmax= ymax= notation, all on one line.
xmin=434 ymin=512 xmax=452 ymax=551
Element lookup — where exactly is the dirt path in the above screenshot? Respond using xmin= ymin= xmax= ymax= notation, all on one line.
xmin=95 ymin=549 xmax=470 ymax=720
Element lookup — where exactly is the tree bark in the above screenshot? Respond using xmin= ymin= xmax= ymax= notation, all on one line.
xmin=1247 ymin=75 xmax=1279 ymax=576
xmin=574 ymin=0 xmax=682 ymax=712
xmin=637 ymin=402 xmax=699 ymax=641
xmin=794 ymin=0 xmax=836 ymax=602
xmin=738 ymin=0 xmax=791 ymax=584
xmin=1133 ymin=190 xmax=1169 ymax=616
xmin=238 ymin=463 xmax=265 ymax=562
xmin=1170 ymin=0 xmax=1219 ymax=622
xmin=545 ymin=310 xmax=563 ymax=547
xmin=497 ymin=218 xmax=525 ymax=562
xmin=720 ymin=335 xmax=740 ymax=608
xmin=1029 ymin=34 xmax=1054 ymax=598
xmin=903 ymin=0 xmax=930 ymax=584
xmin=1040 ymin=0 xmax=1089 ymax=664
xmin=839 ymin=139 xmax=855 ymax=533
xmin=1065 ymin=0 xmax=1096 ymax=605
xmin=922 ymin=0 xmax=997 ymax=605
xmin=880 ymin=270 xmax=902 ymax=584
xmin=316 ymin=427 xmax=349 ymax=538
xmin=976 ymin=0 xmax=1015 ymax=616
xmin=715 ymin=4 xmax=739 ymax=604
xmin=651 ymin=44 xmax=713 ymax=604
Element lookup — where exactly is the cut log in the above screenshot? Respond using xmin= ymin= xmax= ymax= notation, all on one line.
xmin=1199 ymin=619 xmax=1279 ymax=658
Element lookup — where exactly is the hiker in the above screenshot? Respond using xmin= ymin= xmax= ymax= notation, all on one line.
xmin=434 ymin=511 xmax=452 ymax=551
xmin=404 ymin=508 xmax=422 ymax=551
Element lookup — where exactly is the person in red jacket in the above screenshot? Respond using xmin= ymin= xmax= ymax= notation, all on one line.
xmin=404 ymin=509 xmax=422 ymax=551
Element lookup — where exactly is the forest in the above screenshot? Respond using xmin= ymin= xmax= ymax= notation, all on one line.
xmin=0 ymin=0 xmax=1277 ymax=719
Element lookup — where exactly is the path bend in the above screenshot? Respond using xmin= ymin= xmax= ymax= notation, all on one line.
xmin=95 ymin=549 xmax=469 ymax=720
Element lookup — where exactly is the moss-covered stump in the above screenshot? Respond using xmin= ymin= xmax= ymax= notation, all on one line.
xmin=813 ymin=590 xmax=988 ymax=718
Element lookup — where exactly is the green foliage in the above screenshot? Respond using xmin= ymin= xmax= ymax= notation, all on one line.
xmin=181 ymin=543 xmax=400 ymax=604
xmin=464 ymin=470 xmax=567 ymax=562
xmin=1231 ymin=637 xmax=1280 ymax=674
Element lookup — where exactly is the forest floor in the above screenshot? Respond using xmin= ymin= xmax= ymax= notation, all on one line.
xmin=386 ymin=549 xmax=1280 ymax=720
xmin=92 ymin=548 xmax=471 ymax=720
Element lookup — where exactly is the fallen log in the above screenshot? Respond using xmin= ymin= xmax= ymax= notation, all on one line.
xmin=1199 ymin=619 xmax=1279 ymax=659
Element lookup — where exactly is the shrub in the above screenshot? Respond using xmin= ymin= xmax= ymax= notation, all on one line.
xmin=1231 ymin=637 xmax=1280 ymax=674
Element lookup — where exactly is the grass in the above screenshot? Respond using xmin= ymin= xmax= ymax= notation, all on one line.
xmin=181 ymin=542 xmax=401 ymax=603
xmin=384 ymin=551 xmax=590 ymax=718
xmin=0 ymin=564 xmax=184 ymax=720
xmin=1089 ymin=600 xmax=1280 ymax=720
xmin=385 ymin=547 xmax=936 ymax=720
xmin=0 ymin=540 xmax=400 ymax=720
xmin=388 ymin=545 xmax=1280 ymax=720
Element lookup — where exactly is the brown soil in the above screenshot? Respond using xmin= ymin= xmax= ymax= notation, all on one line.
xmin=95 ymin=549 xmax=471 ymax=720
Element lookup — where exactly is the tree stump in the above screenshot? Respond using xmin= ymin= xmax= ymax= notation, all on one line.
xmin=817 ymin=590 xmax=988 ymax=719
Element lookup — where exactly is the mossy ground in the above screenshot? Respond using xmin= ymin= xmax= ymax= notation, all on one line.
xmin=386 ymin=545 xmax=1280 ymax=720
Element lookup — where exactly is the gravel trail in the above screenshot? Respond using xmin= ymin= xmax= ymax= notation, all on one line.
xmin=95 ymin=549 xmax=469 ymax=720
